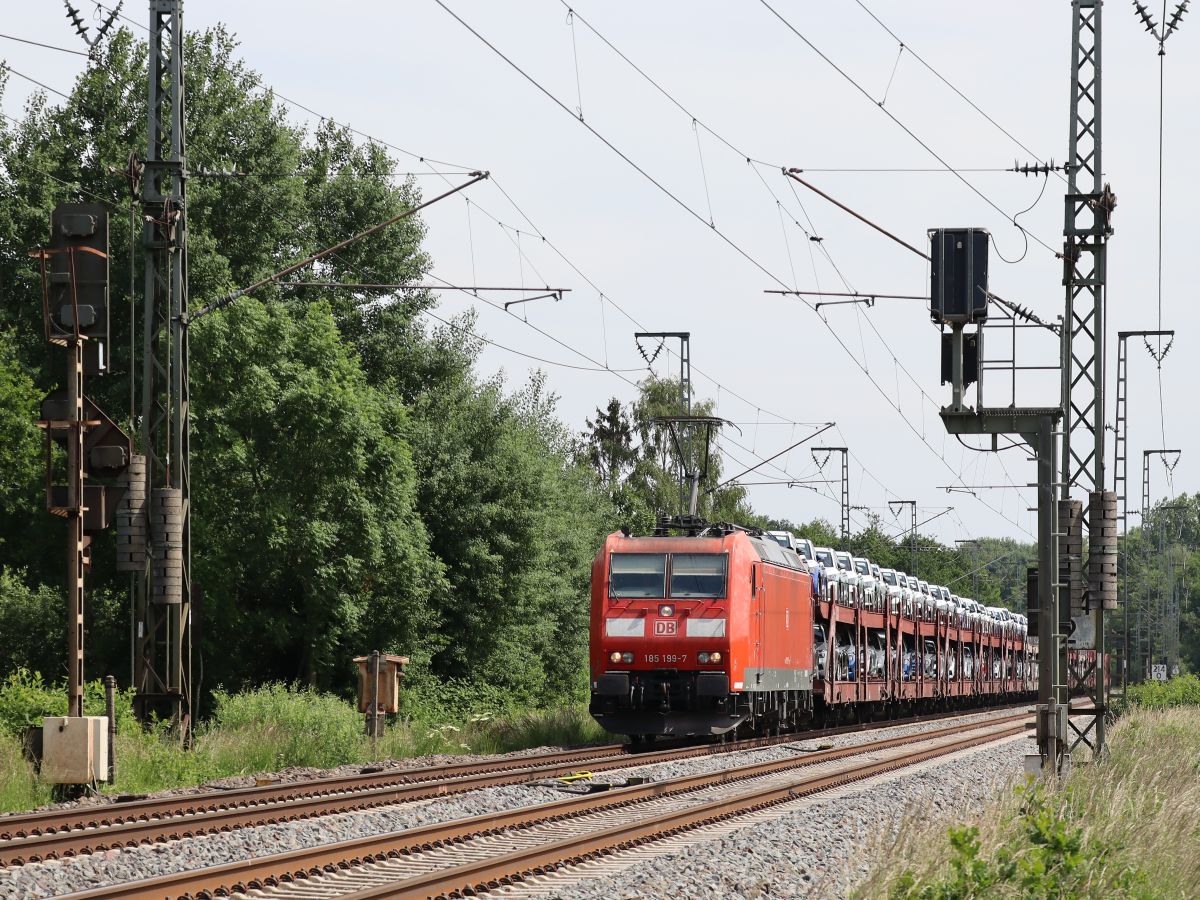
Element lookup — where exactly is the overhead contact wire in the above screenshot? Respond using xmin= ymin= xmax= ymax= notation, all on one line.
xmin=756 ymin=0 xmax=1060 ymax=260
xmin=437 ymin=0 xmax=1033 ymax=537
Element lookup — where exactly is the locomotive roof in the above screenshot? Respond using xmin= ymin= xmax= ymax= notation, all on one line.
xmin=748 ymin=536 xmax=807 ymax=571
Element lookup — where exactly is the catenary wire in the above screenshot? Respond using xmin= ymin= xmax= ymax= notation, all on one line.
xmin=17 ymin=9 xmax=1018 ymax=541
xmin=851 ymin=0 xmax=1067 ymax=186
xmin=0 ymin=32 xmax=90 ymax=56
xmin=755 ymin=0 xmax=1060 ymax=260
xmin=436 ymin=0 xmax=1033 ymax=537
xmin=12 ymin=12 xmax=832 ymax=442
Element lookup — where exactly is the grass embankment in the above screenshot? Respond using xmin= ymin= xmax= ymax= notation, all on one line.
xmin=858 ymin=701 xmax=1200 ymax=899
xmin=0 ymin=671 xmax=610 ymax=813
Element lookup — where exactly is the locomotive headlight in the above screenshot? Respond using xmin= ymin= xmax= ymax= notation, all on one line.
xmin=609 ymin=651 xmax=622 ymax=664
xmin=621 ymin=652 xmax=634 ymax=664
xmin=709 ymin=651 xmax=722 ymax=663
xmin=659 ymin=604 xmax=674 ymax=617
xmin=697 ymin=652 xmax=711 ymax=664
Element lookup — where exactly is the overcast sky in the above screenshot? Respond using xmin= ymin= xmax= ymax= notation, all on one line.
xmin=3 ymin=1 xmax=1194 ymax=547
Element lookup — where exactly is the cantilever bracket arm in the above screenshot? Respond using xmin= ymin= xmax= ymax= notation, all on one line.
xmin=504 ymin=291 xmax=563 ymax=310
xmin=188 ymin=171 xmax=490 ymax=323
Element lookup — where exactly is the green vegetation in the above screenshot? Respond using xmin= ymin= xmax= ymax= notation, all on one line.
xmin=1122 ymin=672 xmax=1200 ymax=709
xmin=858 ymin=707 xmax=1200 ymax=899
xmin=0 ymin=733 xmax=50 ymax=813
xmin=0 ymin=23 xmax=1040 ymax=722
xmin=0 ymin=674 xmax=610 ymax=811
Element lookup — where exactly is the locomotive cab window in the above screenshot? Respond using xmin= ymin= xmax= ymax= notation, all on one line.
xmin=669 ymin=554 xmax=728 ymax=598
xmin=609 ymin=553 xmax=667 ymax=598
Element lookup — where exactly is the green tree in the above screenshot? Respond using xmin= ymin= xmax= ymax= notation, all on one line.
xmin=0 ymin=29 xmax=448 ymax=695
xmin=0 ymin=330 xmax=48 ymax=569
xmin=403 ymin=323 xmax=611 ymax=704
xmin=582 ymin=398 xmax=637 ymax=488
xmin=193 ymin=298 xmax=444 ymax=689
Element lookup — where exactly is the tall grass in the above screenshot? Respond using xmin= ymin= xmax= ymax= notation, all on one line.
xmin=857 ymin=707 xmax=1200 ymax=898
xmin=0 ymin=732 xmax=50 ymax=812
xmin=0 ymin=675 xmax=612 ymax=812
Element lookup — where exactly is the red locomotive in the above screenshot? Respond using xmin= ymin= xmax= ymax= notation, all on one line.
xmin=588 ymin=518 xmax=1072 ymax=741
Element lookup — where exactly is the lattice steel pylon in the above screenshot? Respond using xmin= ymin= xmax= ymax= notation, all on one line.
xmin=811 ymin=447 xmax=849 ymax=542
xmin=1113 ymin=330 xmax=1172 ymax=689
xmin=635 ymin=332 xmax=691 ymax=514
xmin=134 ymin=0 xmax=192 ymax=736
xmin=1059 ymin=0 xmax=1115 ymax=757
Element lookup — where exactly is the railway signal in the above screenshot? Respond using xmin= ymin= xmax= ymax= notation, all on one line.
xmin=31 ymin=202 xmax=131 ymax=785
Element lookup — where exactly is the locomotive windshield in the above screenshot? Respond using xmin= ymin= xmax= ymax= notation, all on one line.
xmin=609 ymin=553 xmax=666 ymax=597
xmin=669 ymin=554 xmax=728 ymax=598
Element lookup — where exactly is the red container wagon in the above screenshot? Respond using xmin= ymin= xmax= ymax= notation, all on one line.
xmin=589 ymin=525 xmax=815 ymax=740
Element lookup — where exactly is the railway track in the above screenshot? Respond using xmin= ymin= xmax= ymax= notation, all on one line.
xmin=48 ymin=711 xmax=1030 ymax=899
xmin=0 ymin=703 xmax=1025 ymax=868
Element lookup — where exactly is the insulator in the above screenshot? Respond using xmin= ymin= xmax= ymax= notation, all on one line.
xmin=1133 ymin=0 xmax=1160 ymax=33
xmin=63 ymin=1 xmax=88 ymax=37
xmin=1166 ymin=0 xmax=1189 ymax=34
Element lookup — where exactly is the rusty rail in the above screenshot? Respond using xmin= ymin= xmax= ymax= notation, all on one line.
xmin=1 ymin=702 xmax=1028 ymax=867
xmin=2 ymin=705 xmax=1032 ymax=868
xmin=53 ymin=712 xmax=1030 ymax=899
xmin=347 ymin=720 xmax=1025 ymax=899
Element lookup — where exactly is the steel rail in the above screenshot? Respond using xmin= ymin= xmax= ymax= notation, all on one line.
xmin=344 ymin=720 xmax=1027 ymax=900
xmin=0 ymin=700 xmax=1028 ymax=864
xmin=0 ymin=745 xmax=628 ymax=865
xmin=52 ymin=712 xmax=1030 ymax=900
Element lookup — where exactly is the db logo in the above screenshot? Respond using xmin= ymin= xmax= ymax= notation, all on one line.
xmin=653 ymin=620 xmax=677 ymax=636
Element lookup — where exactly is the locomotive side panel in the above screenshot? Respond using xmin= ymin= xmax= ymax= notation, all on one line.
xmin=742 ymin=560 xmax=813 ymax=693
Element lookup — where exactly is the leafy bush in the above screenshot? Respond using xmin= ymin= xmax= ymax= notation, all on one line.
xmin=861 ymin=708 xmax=1200 ymax=899
xmin=0 ymin=571 xmax=63 ymax=678
xmin=0 ymin=669 xmax=137 ymax=736
xmin=889 ymin=783 xmax=1146 ymax=898
xmin=1124 ymin=673 xmax=1200 ymax=709
xmin=398 ymin=669 xmax=515 ymax=724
